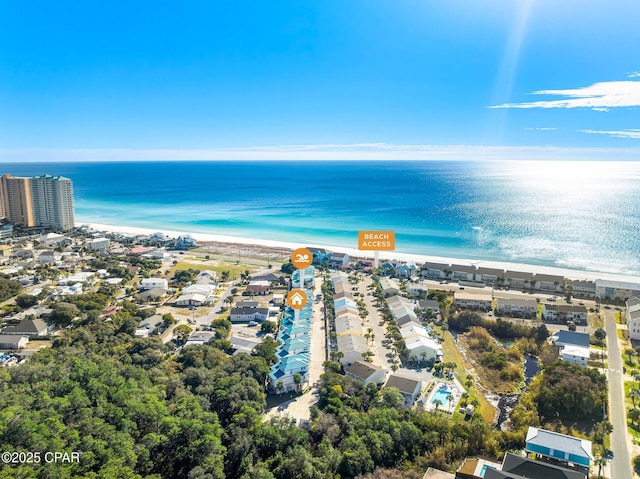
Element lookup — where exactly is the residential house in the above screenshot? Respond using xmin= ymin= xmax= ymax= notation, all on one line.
xmin=550 ymin=330 xmax=591 ymax=368
xmin=184 ymin=331 xmax=216 ymax=347
xmin=417 ymin=299 xmax=440 ymax=315
xmin=134 ymin=315 xmax=163 ymax=338
xmin=384 ymin=374 xmax=423 ymax=408
xmin=229 ymin=307 xmax=269 ymax=323
xmin=269 ymin=352 xmax=310 ymax=393
xmin=475 ymin=267 xmax=505 ymax=286
xmin=196 ymin=270 xmax=218 ymax=284
xmin=397 ymin=262 xmax=418 ymax=279
xmin=139 ymin=278 xmax=169 ymax=290
xmin=0 ymin=245 xmax=13 ymax=258
xmin=176 ymin=284 xmax=216 ymax=306
xmin=595 ymin=279 xmax=640 ymax=301
xmin=571 ymin=280 xmax=596 ymax=299
xmin=38 ymin=251 xmax=60 ymax=265
xmin=0 ymin=335 xmax=29 ymax=350
xmin=88 ymin=237 xmax=110 ymax=251
xmin=175 ymin=235 xmax=198 ymax=250
xmin=328 ymin=252 xmax=349 ymax=269
xmin=533 ymin=273 xmax=565 ymax=293
xmin=2 ymin=318 xmax=53 ymax=336
xmin=407 ymin=282 xmax=428 ymax=298
xmin=506 ymin=270 xmax=534 ymax=290
xmin=420 ymin=262 xmax=449 ymax=280
xmin=138 ymin=287 xmax=167 ymax=301
xmin=40 ymin=232 xmax=72 ymax=247
xmin=543 ymin=304 xmax=588 ymax=324
xmin=467 ymin=452 xmax=587 ymax=479
xmin=229 ymin=335 xmax=261 ymax=355
xmin=271 ymin=294 xmax=284 ymax=305
xmin=495 ymin=297 xmax=538 ymax=318
xmin=336 ymin=333 xmax=368 ymax=366
xmin=525 ymin=427 xmax=593 ymax=469
xmin=451 ymin=264 xmax=476 ymax=282
xmin=379 ymin=277 xmax=400 ymax=297
xmin=387 ymin=294 xmax=420 ymax=326
xmin=236 ymin=300 xmax=259 ymax=308
xmin=627 ymin=297 xmax=640 ymax=340
xmin=380 ymin=261 xmax=397 ymax=276
xmin=400 ymin=323 xmax=443 ymax=362
xmin=246 ymin=280 xmax=271 ymax=295
xmin=335 ymin=313 xmax=363 ymax=337
xmin=454 ymin=292 xmax=493 ymax=311
xmin=345 ymin=361 xmax=387 ymax=385
xmin=307 ymin=247 xmax=330 ymax=265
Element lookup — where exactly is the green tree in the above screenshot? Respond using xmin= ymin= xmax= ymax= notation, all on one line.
xmin=594 ymin=328 xmax=607 ymax=341
xmin=15 ymin=294 xmax=37 ymax=309
xmin=173 ymin=324 xmax=193 ymax=342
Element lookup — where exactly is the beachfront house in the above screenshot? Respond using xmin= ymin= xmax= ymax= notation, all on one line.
xmin=627 ymin=298 xmax=640 ymax=340
xmin=505 ymin=270 xmax=534 ymax=290
xmin=420 ymin=262 xmax=449 ymax=280
xmin=475 ymin=267 xmax=505 ymax=286
xmin=384 ymin=374 xmax=423 ymax=408
xmin=571 ymin=280 xmax=596 ymax=299
xmin=307 ymin=247 xmax=330 ymax=265
xmin=328 ymin=252 xmax=349 ymax=269
xmin=595 ymin=279 xmax=640 ymax=302
xmin=397 ymin=262 xmax=418 ymax=279
xmin=495 ymin=297 xmax=538 ymax=319
xmin=451 ymin=264 xmax=476 ymax=282
xmin=174 ymin=235 xmax=197 ymax=250
xmin=345 ymin=361 xmax=388 ymax=385
xmin=533 ymin=273 xmax=565 ymax=293
xmin=454 ymin=291 xmax=493 ymax=311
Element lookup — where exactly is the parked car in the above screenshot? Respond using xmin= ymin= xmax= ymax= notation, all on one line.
xmin=248 ymin=321 xmax=258 ymax=326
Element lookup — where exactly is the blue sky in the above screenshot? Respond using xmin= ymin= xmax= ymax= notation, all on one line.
xmin=1 ymin=0 xmax=639 ymax=160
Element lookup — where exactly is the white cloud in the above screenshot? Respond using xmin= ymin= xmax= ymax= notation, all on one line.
xmin=490 ymin=80 xmax=640 ymax=110
xmin=2 ymin=144 xmax=640 ymax=162
xmin=580 ymin=129 xmax=640 ymax=139
xmin=524 ymin=127 xmax=557 ymax=131
xmin=629 ymin=72 xmax=640 ymax=78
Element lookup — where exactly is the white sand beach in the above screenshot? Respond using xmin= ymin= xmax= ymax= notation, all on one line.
xmin=86 ymin=222 xmax=640 ymax=284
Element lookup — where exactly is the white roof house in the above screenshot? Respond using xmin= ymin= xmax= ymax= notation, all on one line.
xmin=175 ymin=293 xmax=207 ymax=307
xmin=627 ymin=297 xmax=640 ymax=340
xmin=139 ymin=278 xmax=169 ymax=290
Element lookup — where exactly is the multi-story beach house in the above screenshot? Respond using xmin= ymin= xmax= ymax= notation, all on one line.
xmin=533 ymin=273 xmax=564 ymax=293
xmin=384 ymin=374 xmax=423 ymax=408
xmin=451 ymin=264 xmax=476 ymax=282
xmin=627 ymin=298 xmax=640 ymax=340
xmin=571 ymin=280 xmax=596 ymax=299
xmin=550 ymin=330 xmax=591 ymax=368
xmin=475 ymin=267 xmax=505 ymax=286
xmin=379 ymin=277 xmax=400 ymax=297
xmin=454 ymin=291 xmax=493 ymax=311
xmin=505 ymin=270 xmax=534 ymax=290
xmin=542 ymin=304 xmax=588 ymax=324
xmin=387 ymin=294 xmax=420 ymax=327
xmin=420 ymin=262 xmax=449 ymax=280
xmin=595 ymin=279 xmax=640 ymax=302
xmin=495 ymin=297 xmax=538 ymax=318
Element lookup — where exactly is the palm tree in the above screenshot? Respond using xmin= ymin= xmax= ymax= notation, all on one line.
xmin=447 ymin=394 xmax=454 ymax=412
xmin=630 ymin=389 xmax=640 ymax=409
xmin=433 ymin=398 xmax=443 ymax=413
xmin=421 ymin=351 xmax=427 ymax=364
xmin=293 ymin=373 xmax=303 ymax=392
xmin=276 ymin=379 xmax=284 ymax=395
xmin=391 ymin=364 xmax=399 ymax=372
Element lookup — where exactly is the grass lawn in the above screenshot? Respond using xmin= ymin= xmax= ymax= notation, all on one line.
xmin=442 ymin=331 xmax=496 ymax=423
xmin=169 ymin=261 xmax=259 ymax=279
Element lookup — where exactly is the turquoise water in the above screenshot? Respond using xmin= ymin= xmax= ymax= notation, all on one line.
xmin=431 ymin=389 xmax=452 ymax=405
xmin=479 ymin=464 xmax=496 ymax=477
xmin=4 ymin=160 xmax=640 ymax=276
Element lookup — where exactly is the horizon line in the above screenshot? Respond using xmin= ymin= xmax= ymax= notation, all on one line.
xmin=1 ymin=143 xmax=640 ymax=162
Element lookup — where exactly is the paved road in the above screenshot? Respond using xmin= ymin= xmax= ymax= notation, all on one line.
xmin=359 ymin=275 xmax=395 ymax=370
xmin=605 ymin=308 xmax=633 ymax=479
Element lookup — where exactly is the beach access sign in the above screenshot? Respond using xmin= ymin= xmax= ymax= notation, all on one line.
xmin=358 ymin=230 xmax=395 ymax=251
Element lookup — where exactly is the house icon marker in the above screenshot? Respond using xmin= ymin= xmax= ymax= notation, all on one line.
xmin=287 ymin=289 xmax=307 ymax=310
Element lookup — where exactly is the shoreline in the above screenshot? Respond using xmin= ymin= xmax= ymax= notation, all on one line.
xmin=85 ymin=222 xmax=640 ymax=284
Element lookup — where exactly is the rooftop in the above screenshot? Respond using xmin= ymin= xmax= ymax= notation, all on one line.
xmin=526 ymin=427 xmax=593 ymax=461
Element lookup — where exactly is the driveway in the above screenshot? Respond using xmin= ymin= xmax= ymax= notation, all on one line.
xmin=604 ymin=308 xmax=633 ymax=479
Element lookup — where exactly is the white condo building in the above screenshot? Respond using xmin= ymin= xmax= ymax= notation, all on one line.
xmin=31 ymin=175 xmax=75 ymax=231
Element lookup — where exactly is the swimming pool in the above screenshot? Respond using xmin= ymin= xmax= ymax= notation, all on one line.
xmin=479 ymin=464 xmax=496 ymax=477
xmin=431 ymin=389 xmax=452 ymax=405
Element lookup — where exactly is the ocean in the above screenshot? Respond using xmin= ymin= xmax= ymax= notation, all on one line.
xmin=3 ymin=160 xmax=640 ymax=276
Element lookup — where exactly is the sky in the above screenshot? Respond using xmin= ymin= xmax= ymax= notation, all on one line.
xmin=1 ymin=0 xmax=639 ymax=161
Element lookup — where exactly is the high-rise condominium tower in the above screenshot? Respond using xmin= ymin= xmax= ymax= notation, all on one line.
xmin=30 ymin=175 xmax=75 ymax=231
xmin=0 ymin=174 xmax=36 ymax=227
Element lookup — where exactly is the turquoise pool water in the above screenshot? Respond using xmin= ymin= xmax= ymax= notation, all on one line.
xmin=431 ymin=389 xmax=452 ymax=405
xmin=479 ymin=464 xmax=496 ymax=477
